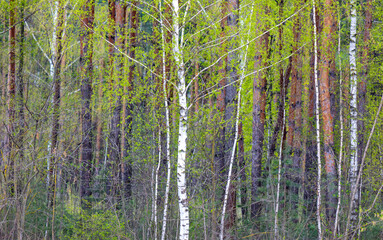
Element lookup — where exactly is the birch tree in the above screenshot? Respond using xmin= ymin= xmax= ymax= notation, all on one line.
xmin=172 ymin=0 xmax=190 ymax=238
xmin=349 ymin=0 xmax=359 ymax=233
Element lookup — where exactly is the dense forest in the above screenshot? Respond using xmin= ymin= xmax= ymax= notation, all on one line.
xmin=1 ymin=0 xmax=383 ymax=239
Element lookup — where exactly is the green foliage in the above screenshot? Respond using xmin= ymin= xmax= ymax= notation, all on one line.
xmin=61 ymin=209 xmax=130 ymax=240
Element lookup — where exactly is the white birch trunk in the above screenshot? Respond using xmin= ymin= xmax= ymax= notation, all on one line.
xmin=172 ymin=0 xmax=190 ymax=238
xmin=160 ymin=1 xmax=172 ymax=237
xmin=154 ymin=129 xmax=161 ymax=240
xmin=334 ymin=17 xmax=343 ymax=238
xmin=349 ymin=0 xmax=359 ymax=230
xmin=312 ymin=1 xmax=322 ymax=238
xmin=274 ymin=107 xmax=285 ymax=240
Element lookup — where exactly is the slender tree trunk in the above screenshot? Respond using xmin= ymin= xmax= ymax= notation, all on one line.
xmin=291 ymin=0 xmax=303 ymax=213
xmin=349 ymin=0 xmax=359 ymax=233
xmin=80 ymin=0 xmax=95 ymax=208
xmin=334 ymin=15 xmax=343 ymax=238
xmin=172 ymin=0 xmax=189 ymax=238
xmin=274 ymin=105 xmax=286 ymax=240
xmin=160 ymin=3 xmax=171 ymax=237
xmin=251 ymin=11 xmax=269 ymax=219
xmin=313 ymin=0 xmax=322 ymax=237
xmin=215 ymin=0 xmax=227 ymax=195
xmin=319 ymin=0 xmax=337 ymax=230
xmin=6 ymin=0 xmax=17 ymax=198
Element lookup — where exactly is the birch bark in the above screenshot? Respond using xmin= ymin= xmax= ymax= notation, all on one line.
xmin=312 ymin=0 xmax=322 ymax=238
xmin=349 ymin=0 xmax=359 ymax=232
xmin=172 ymin=0 xmax=190 ymax=238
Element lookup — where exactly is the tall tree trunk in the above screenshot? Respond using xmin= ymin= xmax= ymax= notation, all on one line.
xmin=172 ymin=0 xmax=189 ymax=238
xmin=349 ymin=0 xmax=359 ymax=233
xmin=6 ymin=0 xmax=17 ymax=198
xmin=159 ymin=2 xmax=172 ymax=237
xmin=80 ymin=0 xmax=95 ymax=208
xmin=291 ymin=0 xmax=303 ymax=212
xmin=319 ymin=0 xmax=337 ymax=230
xmin=251 ymin=9 xmax=269 ymax=219
xmin=334 ymin=15 xmax=344 ymax=238
xmin=215 ymin=0 xmax=227 ymax=193
xmin=312 ymin=1 xmax=322 ymax=237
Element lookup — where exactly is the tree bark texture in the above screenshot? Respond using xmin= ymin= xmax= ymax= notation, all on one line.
xmin=80 ymin=0 xmax=95 ymax=207
xmin=319 ymin=0 xmax=337 ymax=229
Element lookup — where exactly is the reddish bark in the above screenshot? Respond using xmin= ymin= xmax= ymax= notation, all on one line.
xmin=319 ymin=0 xmax=337 ymax=229
xmin=290 ymin=2 xmax=303 ymax=204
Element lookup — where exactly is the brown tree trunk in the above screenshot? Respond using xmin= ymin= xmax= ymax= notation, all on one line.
xmin=291 ymin=0 xmax=303 ymax=208
xmin=6 ymin=0 xmax=17 ymax=197
xmin=215 ymin=0 xmax=227 ymax=194
xmin=80 ymin=0 xmax=95 ymax=208
xmin=251 ymin=15 xmax=269 ymax=219
xmin=319 ymin=0 xmax=337 ymax=230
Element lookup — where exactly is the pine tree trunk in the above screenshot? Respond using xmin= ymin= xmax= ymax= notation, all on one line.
xmin=291 ymin=0 xmax=303 ymax=211
xmin=319 ymin=0 xmax=337 ymax=230
xmin=80 ymin=0 xmax=95 ymax=208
